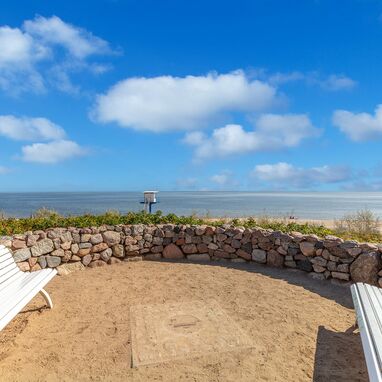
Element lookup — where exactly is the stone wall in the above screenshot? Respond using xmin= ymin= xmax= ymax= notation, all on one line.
xmin=1 ymin=224 xmax=382 ymax=286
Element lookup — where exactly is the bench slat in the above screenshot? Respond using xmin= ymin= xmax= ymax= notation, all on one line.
xmin=0 ymin=266 xmax=21 ymax=289
xmin=0 ymin=268 xmax=54 ymax=302
xmin=0 ymin=246 xmax=11 ymax=255
xmin=0 ymin=260 xmax=18 ymax=279
xmin=0 ymin=256 xmax=15 ymax=270
xmin=351 ymin=283 xmax=382 ymax=382
xmin=0 ymin=271 xmax=25 ymax=294
xmin=0 ymin=269 xmax=56 ymax=331
xmin=363 ymin=284 xmax=382 ymax=367
xmin=0 ymin=262 xmax=18 ymax=278
xmin=0 ymin=251 xmax=13 ymax=264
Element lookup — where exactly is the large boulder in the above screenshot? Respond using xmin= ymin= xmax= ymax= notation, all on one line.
xmin=252 ymin=249 xmax=266 ymax=264
xmin=31 ymin=238 xmax=54 ymax=257
xmin=350 ymin=252 xmax=382 ymax=285
xmin=299 ymin=241 xmax=315 ymax=256
xmin=267 ymin=250 xmax=284 ymax=267
xmin=163 ymin=243 xmax=184 ymax=259
xmin=102 ymin=231 xmax=121 ymax=246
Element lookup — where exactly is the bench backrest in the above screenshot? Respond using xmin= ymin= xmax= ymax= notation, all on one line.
xmin=0 ymin=245 xmax=22 ymax=291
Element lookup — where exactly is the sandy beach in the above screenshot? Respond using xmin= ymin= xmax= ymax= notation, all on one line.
xmin=0 ymin=261 xmax=367 ymax=381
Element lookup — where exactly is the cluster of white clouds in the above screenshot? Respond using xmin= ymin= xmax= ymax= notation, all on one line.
xmin=332 ymin=104 xmax=382 ymax=141
xmin=0 ymin=15 xmax=113 ymax=95
xmin=0 ymin=115 xmax=86 ymax=163
xmin=175 ymin=162 xmax=354 ymax=190
xmin=183 ymin=114 xmax=319 ymax=160
xmin=251 ymin=162 xmax=352 ymax=188
xmin=2 ymin=14 xmax=382 ymax=192
xmin=91 ymin=71 xmax=278 ymax=131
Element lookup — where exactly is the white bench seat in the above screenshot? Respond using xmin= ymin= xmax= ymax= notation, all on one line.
xmin=351 ymin=282 xmax=382 ymax=382
xmin=0 ymin=244 xmax=56 ymax=332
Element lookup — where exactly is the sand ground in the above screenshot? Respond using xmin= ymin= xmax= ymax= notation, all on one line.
xmin=0 ymin=261 xmax=368 ymax=382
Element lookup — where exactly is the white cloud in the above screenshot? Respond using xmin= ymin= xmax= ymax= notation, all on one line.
xmin=92 ymin=71 xmax=278 ymax=132
xmin=0 ymin=16 xmax=113 ymax=94
xmin=251 ymin=162 xmax=352 ymax=188
xmin=0 ymin=115 xmax=65 ymax=141
xmin=320 ymin=75 xmax=356 ymax=91
xmin=265 ymin=70 xmax=356 ymax=91
xmin=185 ymin=113 xmax=320 ymax=160
xmin=333 ymin=105 xmax=382 ymax=141
xmin=21 ymin=140 xmax=86 ymax=164
xmin=0 ymin=26 xmax=46 ymax=68
xmin=23 ymin=15 xmax=111 ymax=59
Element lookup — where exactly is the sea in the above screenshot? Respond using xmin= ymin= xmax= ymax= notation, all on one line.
xmin=1 ymin=191 xmax=382 ymax=220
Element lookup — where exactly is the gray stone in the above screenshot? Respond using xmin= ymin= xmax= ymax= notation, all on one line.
xmin=90 ymin=234 xmax=103 ymax=245
xmin=296 ymin=259 xmax=313 ymax=272
xmin=46 ymin=255 xmax=61 ymax=268
xmin=252 ymin=249 xmax=266 ymax=264
xmin=82 ymin=254 xmax=92 ymax=266
xmin=31 ymin=238 xmax=54 ymax=257
xmin=100 ymin=248 xmax=112 ymax=261
xmin=102 ymin=231 xmax=121 ymax=246
xmin=79 ymin=242 xmax=92 ymax=249
xmin=38 ymin=256 xmax=47 ymax=268
xmin=60 ymin=232 xmax=72 ymax=243
xmin=13 ymin=248 xmax=31 ymax=262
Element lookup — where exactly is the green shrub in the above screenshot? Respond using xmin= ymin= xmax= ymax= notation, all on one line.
xmin=0 ymin=209 xmax=380 ymax=243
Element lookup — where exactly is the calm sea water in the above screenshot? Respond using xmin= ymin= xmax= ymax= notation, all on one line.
xmin=1 ymin=192 xmax=382 ymax=220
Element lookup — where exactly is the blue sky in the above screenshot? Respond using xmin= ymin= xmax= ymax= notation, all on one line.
xmin=0 ymin=0 xmax=382 ymax=192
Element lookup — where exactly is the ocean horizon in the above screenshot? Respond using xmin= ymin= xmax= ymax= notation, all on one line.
xmin=1 ymin=191 xmax=382 ymax=220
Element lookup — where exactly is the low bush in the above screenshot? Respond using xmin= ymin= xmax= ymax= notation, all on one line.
xmin=0 ymin=208 xmax=380 ymax=243
xmin=334 ymin=209 xmax=382 ymax=242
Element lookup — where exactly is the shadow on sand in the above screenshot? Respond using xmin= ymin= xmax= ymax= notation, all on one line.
xmin=313 ymin=325 xmax=368 ymax=381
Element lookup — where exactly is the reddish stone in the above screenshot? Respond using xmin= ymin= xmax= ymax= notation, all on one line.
xmin=163 ymin=243 xmax=184 ymax=259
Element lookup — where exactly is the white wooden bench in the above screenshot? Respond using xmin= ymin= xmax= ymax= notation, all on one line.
xmin=0 ymin=244 xmax=57 ymax=331
xmin=351 ymin=282 xmax=382 ymax=382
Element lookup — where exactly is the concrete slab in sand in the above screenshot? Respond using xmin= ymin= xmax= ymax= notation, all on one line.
xmin=130 ymin=300 xmax=253 ymax=367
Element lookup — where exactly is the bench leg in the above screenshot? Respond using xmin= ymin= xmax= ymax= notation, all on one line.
xmin=39 ymin=288 xmax=53 ymax=309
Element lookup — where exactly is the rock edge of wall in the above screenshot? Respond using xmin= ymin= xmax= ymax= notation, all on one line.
xmin=1 ymin=224 xmax=382 ymax=286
